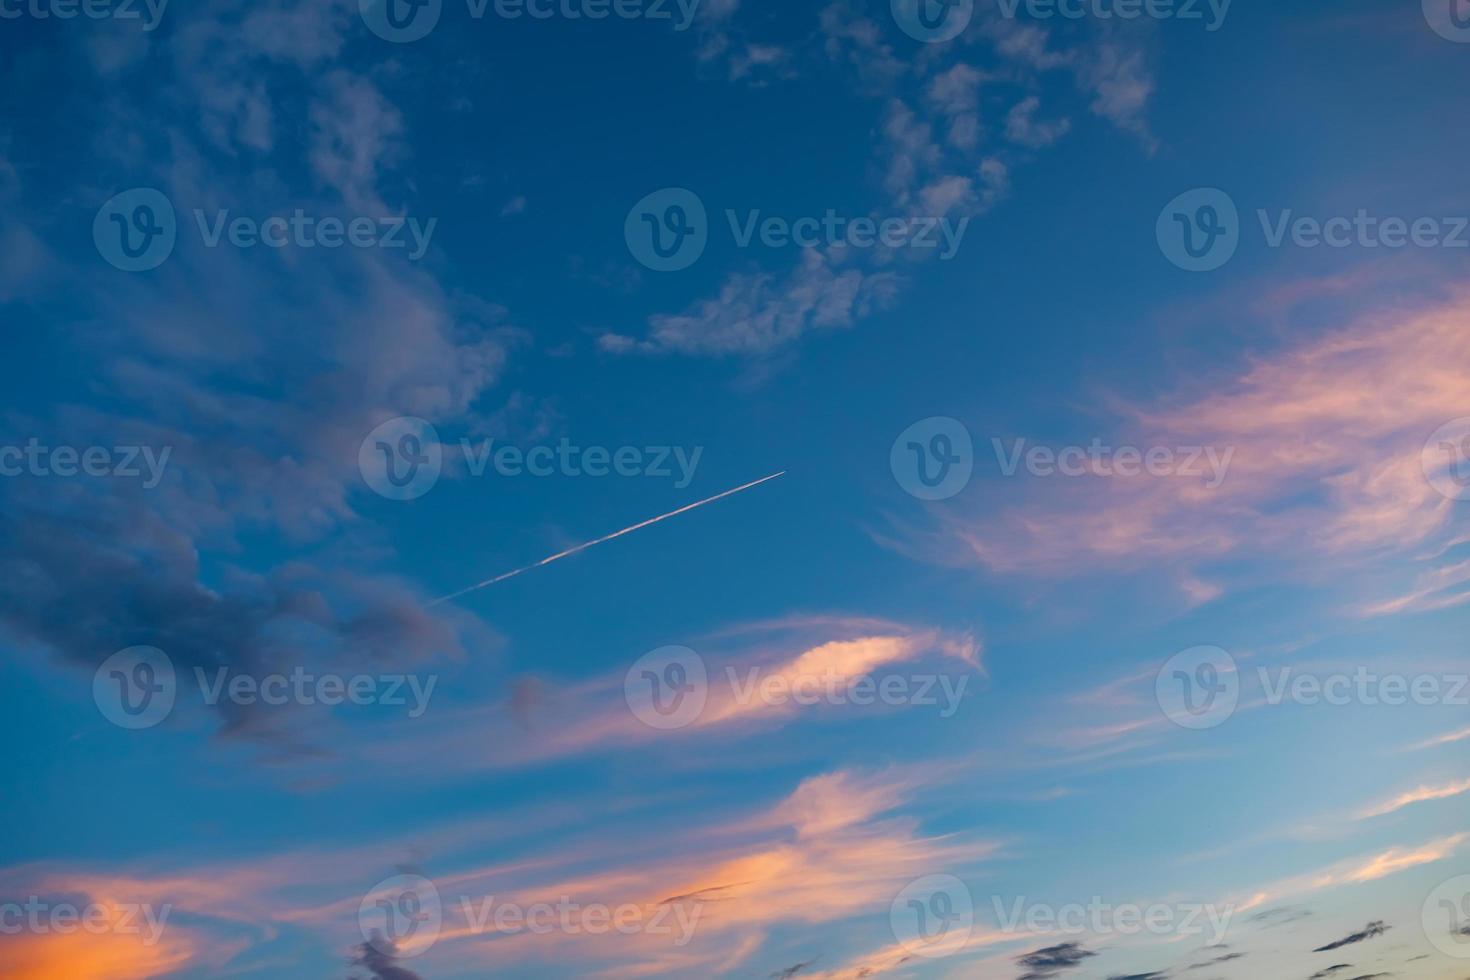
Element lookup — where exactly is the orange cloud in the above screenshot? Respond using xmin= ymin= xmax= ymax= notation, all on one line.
xmin=1357 ymin=777 xmax=1470 ymax=818
xmin=896 ymin=290 xmax=1470 ymax=605
xmin=0 ymin=929 xmax=196 ymax=980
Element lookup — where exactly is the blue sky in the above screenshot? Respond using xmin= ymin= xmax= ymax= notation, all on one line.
xmin=1 ymin=0 xmax=1469 ymax=977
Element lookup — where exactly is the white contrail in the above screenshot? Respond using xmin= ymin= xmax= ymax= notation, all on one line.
xmin=430 ymin=471 xmax=785 ymax=605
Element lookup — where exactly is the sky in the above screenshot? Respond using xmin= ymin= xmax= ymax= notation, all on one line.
xmin=1 ymin=0 xmax=1469 ymax=978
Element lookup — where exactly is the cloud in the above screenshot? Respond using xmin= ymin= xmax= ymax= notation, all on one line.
xmin=0 ymin=929 xmax=199 ymax=980
xmin=1005 ymin=96 xmax=1071 ymax=148
xmin=1312 ymin=921 xmax=1390 ymax=952
xmin=926 ymin=64 xmax=986 ymax=150
xmin=308 ymin=70 xmax=405 ymax=214
xmin=893 ymin=291 xmax=1470 ymax=607
xmin=1405 ymin=725 xmax=1470 ymax=751
xmin=1357 ymin=777 xmax=1470 ymax=818
xmin=362 ymin=617 xmax=982 ymax=773
xmin=4 ymin=766 xmax=999 ymax=978
xmin=349 ymin=937 xmax=426 ymax=980
xmin=603 ymin=248 xmax=900 ymax=357
xmin=1016 ymin=941 xmax=1095 ymax=979
xmin=1230 ymin=832 xmax=1469 ymax=912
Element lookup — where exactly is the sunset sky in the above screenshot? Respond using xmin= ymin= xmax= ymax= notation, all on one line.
xmin=1 ymin=0 xmax=1469 ymax=978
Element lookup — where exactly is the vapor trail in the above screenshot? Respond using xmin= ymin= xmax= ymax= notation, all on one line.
xmin=430 ymin=471 xmax=785 ymax=605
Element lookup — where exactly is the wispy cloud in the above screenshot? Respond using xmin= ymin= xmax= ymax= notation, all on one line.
xmin=1357 ymin=777 xmax=1470 ymax=818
